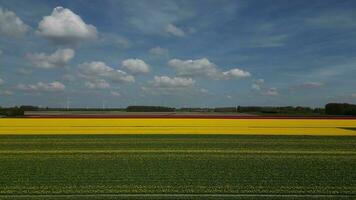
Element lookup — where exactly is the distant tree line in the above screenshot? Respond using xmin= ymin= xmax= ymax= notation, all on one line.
xmin=126 ymin=106 xmax=175 ymax=112
xmin=178 ymin=107 xmax=214 ymax=112
xmin=214 ymin=106 xmax=324 ymax=114
xmin=1 ymin=103 xmax=356 ymax=116
xmin=0 ymin=107 xmax=24 ymax=117
xmin=325 ymin=103 xmax=356 ymax=115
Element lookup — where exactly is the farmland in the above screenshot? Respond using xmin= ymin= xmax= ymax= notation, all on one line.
xmin=1 ymin=118 xmax=356 ymax=135
xmin=0 ymin=134 xmax=355 ymax=199
xmin=0 ymin=117 xmax=356 ymax=199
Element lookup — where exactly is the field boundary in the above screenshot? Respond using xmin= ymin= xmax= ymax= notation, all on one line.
xmin=23 ymin=115 xmax=356 ymax=119
xmin=1 ymin=193 xmax=355 ymax=198
xmin=0 ymin=149 xmax=355 ymax=155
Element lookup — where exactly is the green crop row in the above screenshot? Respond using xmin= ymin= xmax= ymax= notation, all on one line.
xmin=0 ymin=135 xmax=355 ymax=198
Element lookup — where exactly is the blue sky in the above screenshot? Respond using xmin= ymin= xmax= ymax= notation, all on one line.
xmin=1 ymin=0 xmax=356 ymax=108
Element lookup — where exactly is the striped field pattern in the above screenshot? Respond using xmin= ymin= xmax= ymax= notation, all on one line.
xmin=1 ymin=118 xmax=356 ymax=135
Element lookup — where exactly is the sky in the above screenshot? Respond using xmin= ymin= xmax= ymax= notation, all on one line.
xmin=0 ymin=0 xmax=356 ymax=108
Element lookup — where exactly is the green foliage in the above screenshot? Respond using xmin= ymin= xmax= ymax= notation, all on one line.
xmin=213 ymin=106 xmax=324 ymax=114
xmin=325 ymin=103 xmax=356 ymax=116
xmin=0 ymin=135 xmax=355 ymax=198
xmin=0 ymin=107 xmax=24 ymax=116
xmin=126 ymin=106 xmax=175 ymax=112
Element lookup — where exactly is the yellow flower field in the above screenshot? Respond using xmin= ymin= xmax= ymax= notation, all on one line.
xmin=1 ymin=118 xmax=356 ymax=135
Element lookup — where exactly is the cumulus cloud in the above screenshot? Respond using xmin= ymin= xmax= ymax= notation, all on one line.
xmin=222 ymin=68 xmax=251 ymax=79
xmin=152 ymin=76 xmax=195 ymax=88
xmin=165 ymin=24 xmax=185 ymax=37
xmin=122 ymin=58 xmax=150 ymax=74
xmin=168 ymin=58 xmax=251 ymax=80
xmin=0 ymin=7 xmax=28 ymax=37
xmin=79 ymin=61 xmax=134 ymax=83
xmin=37 ymin=7 xmax=97 ymax=44
xmin=149 ymin=46 xmax=168 ymax=56
xmin=85 ymin=79 xmax=111 ymax=89
xmin=168 ymin=58 xmax=219 ymax=78
xmin=17 ymin=81 xmax=65 ymax=92
xmin=142 ymin=76 xmax=196 ymax=95
xmin=0 ymin=78 xmax=3 ymax=85
xmin=110 ymin=91 xmax=120 ymax=96
xmin=27 ymin=48 xmax=75 ymax=69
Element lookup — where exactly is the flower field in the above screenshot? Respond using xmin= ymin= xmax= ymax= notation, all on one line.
xmin=1 ymin=118 xmax=356 ymax=135
xmin=0 ymin=118 xmax=355 ymax=199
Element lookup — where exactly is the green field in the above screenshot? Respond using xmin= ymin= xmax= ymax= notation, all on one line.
xmin=0 ymin=135 xmax=355 ymax=199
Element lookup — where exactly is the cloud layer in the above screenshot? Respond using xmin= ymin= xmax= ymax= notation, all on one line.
xmin=152 ymin=76 xmax=195 ymax=88
xmin=17 ymin=81 xmax=65 ymax=92
xmin=85 ymin=79 xmax=111 ymax=89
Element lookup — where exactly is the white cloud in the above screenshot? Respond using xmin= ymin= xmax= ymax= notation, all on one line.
xmin=17 ymin=81 xmax=65 ymax=92
xmin=263 ymin=87 xmax=279 ymax=96
xmin=168 ymin=58 xmax=251 ymax=80
xmin=226 ymin=95 xmax=232 ymax=99
xmin=168 ymin=58 xmax=219 ymax=78
xmin=222 ymin=68 xmax=251 ymax=79
xmin=122 ymin=58 xmax=150 ymax=74
xmin=85 ymin=79 xmax=111 ymax=89
xmin=79 ymin=61 xmax=134 ymax=83
xmin=27 ymin=48 xmax=75 ymax=69
xmin=37 ymin=7 xmax=97 ymax=44
xmin=0 ymin=78 xmax=3 ymax=85
xmin=149 ymin=46 xmax=168 ymax=56
xmin=251 ymin=79 xmax=264 ymax=91
xmin=143 ymin=76 xmax=196 ymax=95
xmin=152 ymin=76 xmax=195 ymax=88
xmin=0 ymin=90 xmax=13 ymax=96
xmin=110 ymin=91 xmax=120 ymax=96
xmin=0 ymin=7 xmax=28 ymax=37
xmin=351 ymin=93 xmax=356 ymax=98
xmin=165 ymin=24 xmax=185 ymax=37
